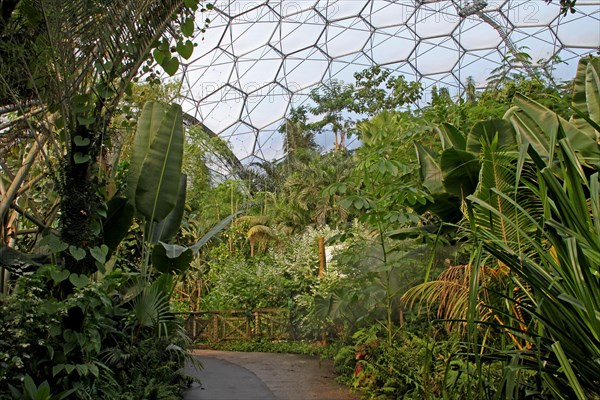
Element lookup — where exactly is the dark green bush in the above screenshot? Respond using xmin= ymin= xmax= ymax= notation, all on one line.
xmin=0 ymin=266 xmax=193 ymax=399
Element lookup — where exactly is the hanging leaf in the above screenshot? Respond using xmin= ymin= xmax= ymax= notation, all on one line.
xmin=152 ymin=48 xmax=166 ymax=65
xmin=127 ymin=102 xmax=167 ymax=202
xmin=50 ymin=269 xmax=70 ymax=284
xmin=176 ymin=39 xmax=194 ymax=59
xmin=135 ymin=104 xmax=184 ymax=222
xmin=73 ymin=136 xmax=90 ymax=146
xmin=73 ymin=152 xmax=91 ymax=164
xmin=102 ymin=196 xmax=135 ymax=251
xmin=181 ymin=17 xmax=195 ymax=37
xmin=162 ymin=57 xmax=180 ymax=76
xmin=90 ymin=245 xmax=109 ymax=264
xmin=440 ymin=148 xmax=480 ymax=197
xmin=152 ymin=244 xmax=193 ymax=274
xmin=69 ymin=246 xmax=86 ymax=261
xmin=150 ymin=174 xmax=187 ymax=243
xmin=69 ymin=273 xmax=89 ymax=288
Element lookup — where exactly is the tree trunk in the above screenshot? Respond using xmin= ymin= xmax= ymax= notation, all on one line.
xmin=318 ymin=236 xmax=326 ymax=277
xmin=59 ymin=126 xmax=103 ymax=274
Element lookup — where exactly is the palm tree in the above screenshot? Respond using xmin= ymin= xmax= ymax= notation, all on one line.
xmin=234 ymin=216 xmax=276 ymax=257
xmin=282 ymin=152 xmax=353 ymax=228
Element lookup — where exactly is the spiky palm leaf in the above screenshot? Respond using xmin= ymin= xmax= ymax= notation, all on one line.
xmin=468 ymin=131 xmax=600 ymax=399
xmin=246 ymin=224 xmax=275 ymax=256
xmin=401 ymin=263 xmax=504 ymax=335
xmin=132 ymin=282 xmax=175 ymax=338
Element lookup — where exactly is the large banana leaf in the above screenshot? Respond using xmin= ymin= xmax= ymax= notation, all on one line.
xmin=570 ymin=57 xmax=600 ymax=135
xmin=151 ymin=212 xmax=242 ymax=274
xmin=415 ymin=142 xmax=443 ymax=194
xmin=440 ymin=148 xmax=480 ymax=197
xmin=585 ymin=58 xmax=600 ymax=126
xmin=504 ymin=105 xmax=550 ymax=158
xmin=151 ymin=244 xmax=193 ymax=274
xmin=127 ymin=102 xmax=167 ymax=202
xmin=149 ymin=173 xmax=187 ymax=244
xmin=436 ymin=123 xmax=466 ymax=151
xmin=466 ymin=119 xmax=516 ymax=154
xmin=510 ymin=94 xmax=600 ymax=167
xmin=102 ymin=196 xmax=135 ymax=251
xmin=135 ymin=103 xmax=184 ymax=222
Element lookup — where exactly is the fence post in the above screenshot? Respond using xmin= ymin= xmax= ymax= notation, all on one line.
xmin=254 ymin=311 xmax=260 ymax=337
xmin=212 ymin=315 xmax=218 ymax=341
xmin=191 ymin=314 xmax=197 ymax=338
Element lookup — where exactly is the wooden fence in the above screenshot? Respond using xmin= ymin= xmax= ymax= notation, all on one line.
xmin=176 ymin=308 xmax=290 ymax=342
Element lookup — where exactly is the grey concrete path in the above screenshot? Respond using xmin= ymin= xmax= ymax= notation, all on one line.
xmin=184 ymin=355 xmax=276 ymax=400
xmin=184 ymin=350 xmax=359 ymax=400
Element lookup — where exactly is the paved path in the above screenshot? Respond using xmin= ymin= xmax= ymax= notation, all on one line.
xmin=184 ymin=350 xmax=359 ymax=400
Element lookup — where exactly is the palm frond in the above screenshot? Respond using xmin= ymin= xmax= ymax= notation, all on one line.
xmin=401 ymin=263 xmax=498 ymax=335
xmin=132 ymin=282 xmax=174 ymax=337
xmin=468 ymin=135 xmax=600 ymax=397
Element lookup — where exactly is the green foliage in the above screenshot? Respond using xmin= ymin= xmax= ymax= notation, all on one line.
xmin=413 ymin=118 xmax=518 ymax=223
xmin=403 ymin=56 xmax=600 ymax=398
xmin=351 ymin=66 xmax=423 ymax=115
xmin=469 ymin=124 xmax=600 ymax=398
xmin=129 ymin=102 xmax=185 ymax=223
xmin=0 ymin=266 xmax=193 ymax=399
xmin=280 ymin=152 xmax=356 ymax=229
xmin=202 ymin=226 xmax=331 ymax=312
xmin=0 ymin=3 xmax=213 ymax=399
xmin=206 ymin=339 xmax=324 ymax=356
xmin=333 ymin=326 xmax=503 ymax=399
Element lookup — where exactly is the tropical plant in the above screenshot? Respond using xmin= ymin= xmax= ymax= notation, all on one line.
xmin=403 ymin=56 xmax=600 ymax=398
xmin=308 ymin=79 xmax=356 ymax=152
xmin=0 ymin=0 xmax=209 ymax=275
xmin=465 ymin=56 xmax=600 ymax=399
xmin=280 ymin=152 xmax=355 ymax=229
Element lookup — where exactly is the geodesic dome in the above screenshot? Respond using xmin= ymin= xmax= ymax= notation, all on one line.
xmin=178 ymin=0 xmax=600 ymax=165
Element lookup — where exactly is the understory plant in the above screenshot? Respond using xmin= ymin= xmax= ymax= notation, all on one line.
xmin=464 ymin=56 xmax=600 ymax=399
xmin=402 ymin=56 xmax=600 ymax=398
xmin=333 ymin=325 xmax=504 ymax=399
xmin=0 ymin=267 xmax=194 ymax=399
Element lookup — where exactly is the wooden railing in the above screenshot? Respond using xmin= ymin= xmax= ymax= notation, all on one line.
xmin=176 ymin=308 xmax=290 ymax=342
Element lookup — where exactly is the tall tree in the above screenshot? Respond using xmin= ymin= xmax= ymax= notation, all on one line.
xmin=309 ymin=79 xmax=355 ymax=152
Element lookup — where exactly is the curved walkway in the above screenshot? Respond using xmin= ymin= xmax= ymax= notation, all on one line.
xmin=184 ymin=350 xmax=359 ymax=400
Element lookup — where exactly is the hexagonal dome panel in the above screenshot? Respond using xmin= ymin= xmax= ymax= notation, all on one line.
xmin=181 ymin=0 xmax=600 ymax=167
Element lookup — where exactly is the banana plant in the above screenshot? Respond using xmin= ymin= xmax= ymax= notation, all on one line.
xmin=414 ymin=119 xmax=517 ymax=223
xmin=101 ymin=101 xmax=189 ymax=275
xmin=505 ymin=56 xmax=600 ymax=169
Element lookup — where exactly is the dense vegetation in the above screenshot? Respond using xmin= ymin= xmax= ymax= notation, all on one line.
xmin=0 ymin=1 xmax=210 ymax=398
xmin=1 ymin=1 xmax=598 ymax=399
xmin=173 ymin=55 xmax=600 ymax=400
